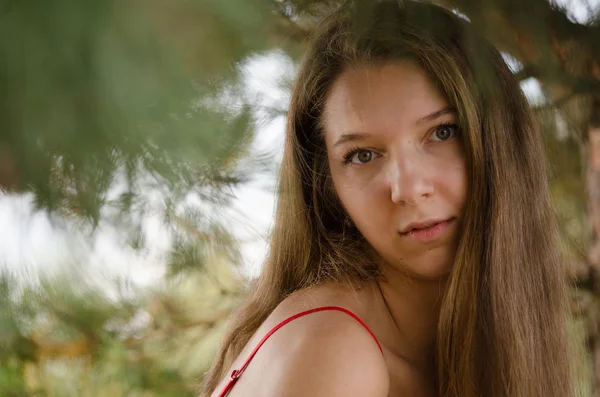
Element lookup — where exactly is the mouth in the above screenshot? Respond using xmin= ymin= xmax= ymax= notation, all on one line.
xmin=400 ymin=217 xmax=454 ymax=234
xmin=399 ymin=218 xmax=455 ymax=242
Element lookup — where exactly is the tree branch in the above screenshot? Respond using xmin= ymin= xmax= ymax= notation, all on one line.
xmin=436 ymin=0 xmax=600 ymax=98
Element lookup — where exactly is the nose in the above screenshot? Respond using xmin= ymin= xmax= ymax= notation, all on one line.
xmin=389 ymin=152 xmax=435 ymax=205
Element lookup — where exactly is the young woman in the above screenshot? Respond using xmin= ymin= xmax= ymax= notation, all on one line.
xmin=202 ymin=1 xmax=574 ymax=396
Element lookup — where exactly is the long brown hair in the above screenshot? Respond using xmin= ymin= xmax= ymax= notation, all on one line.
xmin=202 ymin=1 xmax=573 ymax=396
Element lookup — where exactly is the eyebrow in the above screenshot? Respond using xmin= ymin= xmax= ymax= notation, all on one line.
xmin=332 ymin=132 xmax=371 ymax=149
xmin=332 ymin=105 xmax=457 ymax=149
xmin=417 ymin=105 xmax=457 ymax=124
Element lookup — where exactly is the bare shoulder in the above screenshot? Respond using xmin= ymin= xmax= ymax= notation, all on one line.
xmin=228 ymin=284 xmax=389 ymax=397
xmin=254 ymin=303 xmax=388 ymax=396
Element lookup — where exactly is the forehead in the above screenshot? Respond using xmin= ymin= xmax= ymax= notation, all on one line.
xmin=322 ymin=61 xmax=450 ymax=137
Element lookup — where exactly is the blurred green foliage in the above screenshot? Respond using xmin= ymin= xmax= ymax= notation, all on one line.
xmin=0 ymin=0 xmax=275 ymax=224
xmin=0 ymin=259 xmax=245 ymax=396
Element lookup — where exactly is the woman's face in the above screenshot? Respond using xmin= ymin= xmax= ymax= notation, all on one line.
xmin=322 ymin=61 xmax=467 ymax=280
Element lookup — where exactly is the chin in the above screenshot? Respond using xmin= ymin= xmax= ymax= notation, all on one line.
xmin=388 ymin=249 xmax=456 ymax=281
xmin=400 ymin=262 xmax=452 ymax=281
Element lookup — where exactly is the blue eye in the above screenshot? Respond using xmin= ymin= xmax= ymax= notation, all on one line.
xmin=431 ymin=123 xmax=459 ymax=141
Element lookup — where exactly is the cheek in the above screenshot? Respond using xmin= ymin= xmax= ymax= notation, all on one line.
xmin=330 ymin=169 xmax=360 ymax=215
xmin=330 ymin=166 xmax=391 ymax=232
xmin=437 ymin=157 xmax=468 ymax=209
xmin=428 ymin=140 xmax=468 ymax=199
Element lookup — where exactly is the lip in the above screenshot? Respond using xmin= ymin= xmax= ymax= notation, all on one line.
xmin=399 ymin=218 xmax=455 ymax=242
xmin=400 ymin=217 xmax=453 ymax=234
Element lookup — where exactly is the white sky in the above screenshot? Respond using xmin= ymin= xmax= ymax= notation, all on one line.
xmin=552 ymin=0 xmax=599 ymax=22
xmin=0 ymin=0 xmax=597 ymax=288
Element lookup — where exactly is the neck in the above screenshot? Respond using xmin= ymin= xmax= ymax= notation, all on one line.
xmin=371 ymin=268 xmax=448 ymax=375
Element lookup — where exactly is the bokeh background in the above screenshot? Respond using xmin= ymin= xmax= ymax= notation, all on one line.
xmin=0 ymin=0 xmax=599 ymax=395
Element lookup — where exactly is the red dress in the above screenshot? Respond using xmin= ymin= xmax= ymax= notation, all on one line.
xmin=216 ymin=306 xmax=383 ymax=397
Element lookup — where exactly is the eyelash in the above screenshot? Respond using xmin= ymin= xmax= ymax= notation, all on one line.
xmin=341 ymin=122 xmax=460 ymax=165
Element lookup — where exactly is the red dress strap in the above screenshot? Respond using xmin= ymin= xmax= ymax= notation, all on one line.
xmin=217 ymin=305 xmax=382 ymax=397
